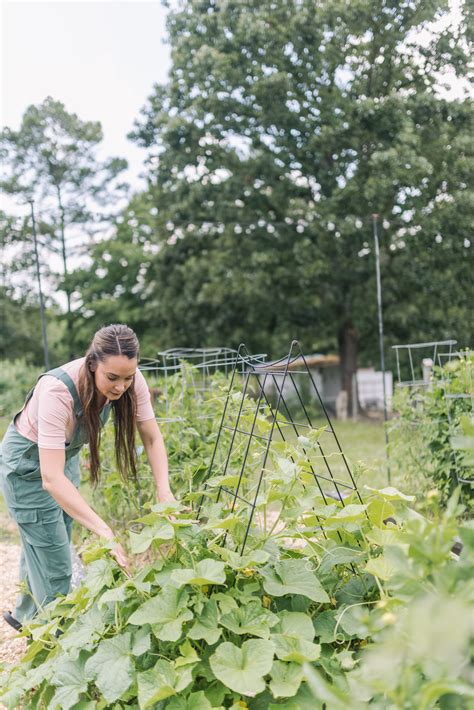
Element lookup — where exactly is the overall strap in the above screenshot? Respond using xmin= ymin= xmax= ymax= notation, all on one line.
xmin=42 ymin=368 xmax=84 ymax=418
xmin=13 ymin=366 xmax=83 ymax=424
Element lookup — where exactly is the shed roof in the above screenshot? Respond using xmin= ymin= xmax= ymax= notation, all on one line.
xmin=262 ymin=353 xmax=340 ymax=371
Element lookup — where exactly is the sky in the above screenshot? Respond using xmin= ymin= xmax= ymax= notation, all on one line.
xmin=1 ymin=0 xmax=470 ymax=189
xmin=0 ymin=0 xmax=469 ymax=306
xmin=1 ymin=0 xmax=172 ymax=197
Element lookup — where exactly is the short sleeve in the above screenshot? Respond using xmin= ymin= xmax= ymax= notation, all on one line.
xmin=37 ymin=376 xmax=74 ymax=449
xmin=134 ymin=369 xmax=156 ymax=422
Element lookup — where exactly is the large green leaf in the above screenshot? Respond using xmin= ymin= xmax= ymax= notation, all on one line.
xmin=220 ymin=601 xmax=279 ymax=638
xmin=313 ymin=610 xmax=338 ymax=643
xmin=209 ymin=639 xmax=275 ymax=696
xmin=131 ymin=627 xmax=151 ymax=656
xmin=188 ymin=599 xmax=222 ymax=645
xmin=167 ymin=691 xmax=213 ymax=710
xmin=318 ymin=546 xmax=367 ymax=575
xmin=260 ymin=559 xmax=330 ymax=602
xmin=128 ymin=586 xmax=193 ymax=642
xmin=367 ymin=498 xmax=396 ymax=528
xmin=272 ymin=635 xmax=321 ymax=664
xmin=84 ymin=632 xmax=134 ymax=703
xmin=325 ymin=504 xmax=368 ymax=523
xmin=171 ymin=558 xmax=226 ymax=587
xmin=59 ymin=605 xmax=107 ymax=655
xmin=129 ymin=519 xmax=175 ymax=554
xmin=49 ymin=657 xmax=88 ymax=710
xmin=84 ymin=559 xmax=115 ymax=597
xmin=337 ymin=606 xmax=372 ymax=639
xmin=364 ymin=486 xmax=415 ymax=502
xmin=275 ymin=611 xmax=315 ymax=641
xmin=216 ymin=547 xmax=270 ymax=569
xmin=269 ymin=660 xmax=304 ymax=698
xmin=137 ymin=659 xmax=177 ymax=709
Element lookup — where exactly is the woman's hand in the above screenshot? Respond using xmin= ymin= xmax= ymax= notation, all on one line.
xmin=158 ymin=488 xmax=177 ymax=505
xmin=99 ymin=524 xmax=131 ymax=576
xmin=110 ymin=542 xmax=131 ymax=576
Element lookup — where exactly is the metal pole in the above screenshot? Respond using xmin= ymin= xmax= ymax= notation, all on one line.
xmin=372 ymin=213 xmax=390 ymax=483
xmin=29 ymin=200 xmax=50 ymax=370
xmin=56 ymin=185 xmax=73 ymax=357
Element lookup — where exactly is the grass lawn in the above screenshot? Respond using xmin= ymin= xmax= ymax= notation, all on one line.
xmin=323 ymin=417 xmax=391 ymax=489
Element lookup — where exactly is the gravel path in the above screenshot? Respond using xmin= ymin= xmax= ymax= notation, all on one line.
xmin=0 ymin=514 xmax=26 ymax=671
xmin=0 ymin=512 xmax=85 ymax=672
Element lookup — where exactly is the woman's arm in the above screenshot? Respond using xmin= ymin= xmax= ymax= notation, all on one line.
xmin=39 ymin=449 xmax=130 ymax=571
xmin=137 ymin=418 xmax=175 ymax=503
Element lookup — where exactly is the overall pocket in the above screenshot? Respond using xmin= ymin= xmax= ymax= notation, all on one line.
xmin=14 ymin=508 xmax=72 ymax=591
xmin=14 ymin=507 xmax=69 ymax=548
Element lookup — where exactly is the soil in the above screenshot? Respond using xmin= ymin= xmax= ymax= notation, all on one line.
xmin=0 ymin=513 xmax=27 ymax=676
xmin=0 ymin=511 xmax=85 ymax=678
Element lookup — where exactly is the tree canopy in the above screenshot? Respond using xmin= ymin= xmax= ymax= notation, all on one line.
xmin=2 ymin=2 xmax=472 ymax=387
xmin=125 ymin=0 xmax=472 ymax=398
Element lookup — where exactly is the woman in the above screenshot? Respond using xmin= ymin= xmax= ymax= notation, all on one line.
xmin=0 ymin=324 xmax=174 ymax=631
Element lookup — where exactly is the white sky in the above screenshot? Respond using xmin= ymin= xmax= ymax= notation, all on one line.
xmin=1 ymin=0 xmax=172 ymax=194
xmin=0 ymin=0 xmax=469 ymax=218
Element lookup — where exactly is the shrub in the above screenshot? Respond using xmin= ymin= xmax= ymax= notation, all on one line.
xmin=389 ymin=353 xmax=473 ymax=514
xmin=0 ymin=359 xmax=42 ymax=418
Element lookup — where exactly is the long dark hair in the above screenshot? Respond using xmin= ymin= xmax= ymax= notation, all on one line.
xmin=78 ymin=324 xmax=139 ymax=486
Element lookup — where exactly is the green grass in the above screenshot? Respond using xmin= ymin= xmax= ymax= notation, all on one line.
xmin=324 ymin=418 xmax=389 ymax=487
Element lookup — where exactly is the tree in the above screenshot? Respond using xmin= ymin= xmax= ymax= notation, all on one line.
xmin=125 ymin=0 xmax=472 ymax=408
xmin=0 ymin=97 xmax=128 ymax=354
xmin=66 ymin=192 xmax=161 ymax=354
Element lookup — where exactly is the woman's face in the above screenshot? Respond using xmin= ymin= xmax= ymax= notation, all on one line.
xmin=93 ymin=355 xmax=138 ymax=401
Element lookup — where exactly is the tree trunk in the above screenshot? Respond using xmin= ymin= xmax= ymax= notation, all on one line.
xmin=338 ymin=320 xmax=359 ymax=417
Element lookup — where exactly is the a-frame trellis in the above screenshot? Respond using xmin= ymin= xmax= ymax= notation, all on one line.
xmin=197 ymin=341 xmax=363 ymax=554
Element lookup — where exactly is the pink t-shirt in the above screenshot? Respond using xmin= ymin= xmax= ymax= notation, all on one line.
xmin=15 ymin=358 xmax=155 ymax=449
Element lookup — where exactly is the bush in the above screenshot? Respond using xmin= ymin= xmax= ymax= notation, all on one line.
xmin=1 ymin=488 xmax=472 ymax=709
xmin=389 ymin=353 xmax=473 ymax=514
xmin=0 ymin=359 xmax=42 ymax=419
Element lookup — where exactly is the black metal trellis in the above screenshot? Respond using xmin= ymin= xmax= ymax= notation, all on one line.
xmin=392 ymin=340 xmax=457 ymax=388
xmin=196 ymin=341 xmax=363 ymax=555
xmin=140 ymin=347 xmax=267 ymax=423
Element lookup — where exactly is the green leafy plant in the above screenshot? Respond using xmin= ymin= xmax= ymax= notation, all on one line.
xmin=389 ymin=354 xmax=473 ymax=514
xmin=2 ymin=483 xmax=472 ymax=709
xmin=0 ymin=359 xmax=41 ymax=418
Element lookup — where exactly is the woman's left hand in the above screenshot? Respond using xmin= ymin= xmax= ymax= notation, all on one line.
xmin=158 ymin=488 xmax=177 ymax=505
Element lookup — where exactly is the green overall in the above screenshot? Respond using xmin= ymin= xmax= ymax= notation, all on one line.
xmin=0 ymin=367 xmax=110 ymax=622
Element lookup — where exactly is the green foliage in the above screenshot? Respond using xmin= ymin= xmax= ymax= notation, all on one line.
xmin=390 ymin=354 xmax=474 ymax=513
xmin=0 ymin=287 xmax=47 ymax=364
xmin=83 ymin=367 xmax=227 ymax=528
xmin=123 ymin=0 xmax=473 ymax=372
xmin=0 ymin=96 xmax=129 ymax=356
xmin=2 ymin=360 xmax=473 ymax=708
xmin=1 ymin=487 xmax=472 ymax=709
xmin=0 ymin=359 xmax=41 ymax=418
